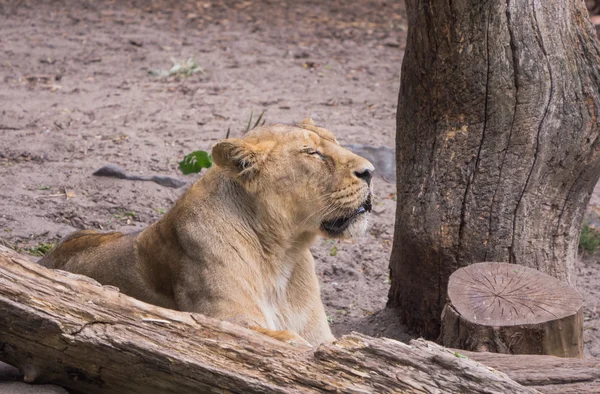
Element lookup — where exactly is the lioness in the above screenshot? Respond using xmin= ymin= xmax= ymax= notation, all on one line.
xmin=40 ymin=119 xmax=374 ymax=346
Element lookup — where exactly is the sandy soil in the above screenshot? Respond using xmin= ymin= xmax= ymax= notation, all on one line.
xmin=0 ymin=3 xmax=599 ymax=392
xmin=0 ymin=0 xmax=406 ymax=342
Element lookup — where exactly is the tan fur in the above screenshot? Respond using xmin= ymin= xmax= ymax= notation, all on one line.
xmin=40 ymin=120 xmax=374 ymax=346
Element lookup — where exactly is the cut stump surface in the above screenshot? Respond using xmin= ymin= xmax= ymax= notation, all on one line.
xmin=441 ymin=262 xmax=584 ymax=357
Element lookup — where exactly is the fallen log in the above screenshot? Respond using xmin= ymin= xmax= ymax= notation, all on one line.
xmin=0 ymin=245 xmax=533 ymax=393
xmin=0 ymin=245 xmax=593 ymax=394
xmin=441 ymin=262 xmax=584 ymax=357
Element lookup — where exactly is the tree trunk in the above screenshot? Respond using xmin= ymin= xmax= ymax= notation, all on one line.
xmin=389 ymin=0 xmax=600 ymax=338
xmin=0 ymin=246 xmax=537 ymax=394
xmin=440 ymin=262 xmax=584 ymax=357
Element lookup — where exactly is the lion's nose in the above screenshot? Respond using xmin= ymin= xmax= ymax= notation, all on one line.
xmin=354 ymin=167 xmax=374 ymax=185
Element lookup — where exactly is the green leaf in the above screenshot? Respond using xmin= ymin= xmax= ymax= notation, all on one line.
xmin=329 ymin=245 xmax=338 ymax=257
xmin=179 ymin=150 xmax=213 ymax=175
xmin=454 ymin=351 xmax=468 ymax=359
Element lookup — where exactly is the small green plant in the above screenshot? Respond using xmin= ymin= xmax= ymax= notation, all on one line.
xmin=327 ymin=315 xmax=334 ymax=324
xmin=148 ymin=58 xmax=203 ymax=78
xmin=179 ymin=150 xmax=213 ymax=175
xmin=579 ymin=223 xmax=600 ymax=255
xmin=244 ymin=110 xmax=265 ymax=133
xmin=114 ymin=210 xmax=137 ymax=220
xmin=25 ymin=242 xmax=55 ymax=257
xmin=329 ymin=245 xmax=338 ymax=257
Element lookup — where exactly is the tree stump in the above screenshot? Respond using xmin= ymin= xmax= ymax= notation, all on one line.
xmin=441 ymin=262 xmax=584 ymax=357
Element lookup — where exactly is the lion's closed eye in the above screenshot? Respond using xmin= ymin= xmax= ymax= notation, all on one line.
xmin=302 ymin=147 xmax=325 ymax=160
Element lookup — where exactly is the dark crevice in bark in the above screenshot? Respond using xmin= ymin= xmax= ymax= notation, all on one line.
xmin=428 ymin=84 xmax=441 ymax=311
xmin=485 ymin=0 xmax=519 ymax=261
xmin=446 ymin=0 xmax=454 ymax=48
xmin=553 ymin=170 xmax=583 ymax=261
xmin=424 ymin=1 xmax=440 ymax=53
xmin=458 ymin=6 xmax=491 ymax=265
xmin=68 ymin=321 xmax=112 ymax=337
xmin=510 ymin=0 xmax=554 ymax=268
xmin=432 ymin=133 xmax=442 ymax=311
xmin=426 ymin=0 xmax=442 ymax=313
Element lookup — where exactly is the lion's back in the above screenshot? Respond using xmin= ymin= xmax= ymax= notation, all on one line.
xmin=39 ymin=229 xmax=178 ymax=308
xmin=40 ymin=230 xmax=127 ymax=268
xmin=40 ymin=230 xmax=140 ymax=290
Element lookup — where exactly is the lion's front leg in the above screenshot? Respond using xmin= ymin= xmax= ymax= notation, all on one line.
xmin=249 ymin=325 xmax=312 ymax=348
xmin=212 ymin=312 xmax=313 ymax=348
xmin=173 ymin=284 xmax=313 ymax=348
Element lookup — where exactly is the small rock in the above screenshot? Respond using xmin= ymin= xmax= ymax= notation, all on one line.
xmin=383 ymin=39 xmax=401 ymax=48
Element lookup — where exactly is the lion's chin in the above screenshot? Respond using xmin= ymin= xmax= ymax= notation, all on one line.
xmin=320 ymin=213 xmax=369 ymax=239
xmin=344 ymin=215 xmax=369 ymax=238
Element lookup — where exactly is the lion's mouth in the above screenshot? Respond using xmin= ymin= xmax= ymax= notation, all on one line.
xmin=321 ymin=196 xmax=372 ymax=236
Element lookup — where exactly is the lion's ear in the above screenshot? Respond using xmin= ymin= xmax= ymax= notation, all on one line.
xmin=300 ymin=118 xmax=315 ymax=126
xmin=211 ymin=139 xmax=260 ymax=181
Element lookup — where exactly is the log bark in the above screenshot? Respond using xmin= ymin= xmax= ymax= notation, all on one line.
xmin=0 ymin=246 xmax=537 ymax=394
xmin=389 ymin=0 xmax=600 ymax=338
xmin=441 ymin=262 xmax=584 ymax=357
xmin=463 ymin=350 xmax=600 ymax=394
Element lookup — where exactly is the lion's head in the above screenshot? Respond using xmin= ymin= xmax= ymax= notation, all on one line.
xmin=211 ymin=118 xmax=374 ymax=239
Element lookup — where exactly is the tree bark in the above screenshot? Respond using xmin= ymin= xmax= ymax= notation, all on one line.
xmin=389 ymin=0 xmax=600 ymax=338
xmin=440 ymin=262 xmax=584 ymax=357
xmin=0 ymin=246 xmax=538 ymax=394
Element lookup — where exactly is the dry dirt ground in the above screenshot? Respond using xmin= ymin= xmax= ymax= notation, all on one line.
xmin=1 ymin=0 xmax=600 ymax=390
